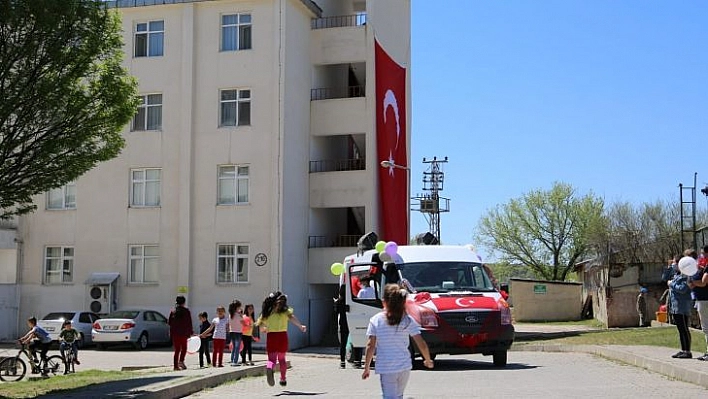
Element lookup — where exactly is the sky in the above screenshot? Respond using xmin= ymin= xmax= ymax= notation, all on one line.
xmin=408 ymin=1 xmax=708 ymax=257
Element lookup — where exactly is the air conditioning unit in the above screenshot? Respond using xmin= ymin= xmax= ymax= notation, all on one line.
xmin=88 ymin=285 xmax=111 ymax=314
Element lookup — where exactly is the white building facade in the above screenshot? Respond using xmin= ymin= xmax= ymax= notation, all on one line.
xmin=15 ymin=0 xmax=410 ymax=347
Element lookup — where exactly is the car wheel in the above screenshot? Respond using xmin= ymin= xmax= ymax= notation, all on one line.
xmin=493 ymin=350 xmax=507 ymax=367
xmin=135 ymin=332 xmax=149 ymax=350
xmin=96 ymin=343 xmax=106 ymax=351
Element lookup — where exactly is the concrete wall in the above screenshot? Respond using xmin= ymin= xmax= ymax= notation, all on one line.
xmin=510 ymin=279 xmax=583 ymax=322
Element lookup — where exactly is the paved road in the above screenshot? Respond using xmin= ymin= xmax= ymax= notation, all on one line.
xmin=187 ymin=352 xmax=708 ymax=398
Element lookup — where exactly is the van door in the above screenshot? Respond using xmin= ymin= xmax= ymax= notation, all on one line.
xmin=346 ymin=263 xmax=383 ymax=348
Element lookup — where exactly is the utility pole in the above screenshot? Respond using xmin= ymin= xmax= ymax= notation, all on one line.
xmin=412 ymin=156 xmax=450 ymax=244
xmin=679 ymin=172 xmax=698 ymax=251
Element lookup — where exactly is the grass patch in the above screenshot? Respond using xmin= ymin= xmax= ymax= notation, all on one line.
xmin=517 ymin=319 xmax=606 ymax=328
xmin=0 ymin=369 xmax=137 ymax=399
xmin=517 ymin=326 xmax=706 ymax=351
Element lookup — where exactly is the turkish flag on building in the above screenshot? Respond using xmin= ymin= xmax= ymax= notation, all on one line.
xmin=376 ymin=40 xmax=408 ymax=244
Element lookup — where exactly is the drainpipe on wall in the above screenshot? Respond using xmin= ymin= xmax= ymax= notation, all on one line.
xmin=14 ymin=236 xmax=23 ymax=340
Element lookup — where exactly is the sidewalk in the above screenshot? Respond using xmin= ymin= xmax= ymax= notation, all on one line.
xmin=38 ymin=324 xmax=708 ymax=396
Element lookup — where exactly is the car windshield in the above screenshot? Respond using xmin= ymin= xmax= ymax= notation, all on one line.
xmin=105 ymin=310 xmax=140 ymax=319
xmin=42 ymin=312 xmax=75 ymax=321
xmin=399 ymin=261 xmax=496 ymax=293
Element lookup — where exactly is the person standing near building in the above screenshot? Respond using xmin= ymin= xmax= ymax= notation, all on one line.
xmin=168 ymin=295 xmax=193 ymax=370
xmin=197 ymin=311 xmax=212 ymax=368
xmin=637 ymin=287 xmax=649 ymax=327
xmin=334 ymin=284 xmax=349 ymax=369
xmin=669 ymin=253 xmax=694 ymax=359
xmin=361 ymin=284 xmax=434 ymax=398
xmin=689 ymin=246 xmax=708 ymax=361
xmin=228 ymin=300 xmax=245 ymax=366
xmin=240 ymin=304 xmax=255 ymax=366
xmin=201 ymin=305 xmax=229 ymax=367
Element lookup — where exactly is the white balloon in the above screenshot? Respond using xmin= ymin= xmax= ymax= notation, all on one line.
xmin=678 ymin=256 xmax=698 ymax=276
xmin=187 ymin=336 xmax=201 ymax=354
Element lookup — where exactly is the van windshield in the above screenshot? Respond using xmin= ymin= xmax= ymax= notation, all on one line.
xmin=398 ymin=262 xmax=496 ymax=293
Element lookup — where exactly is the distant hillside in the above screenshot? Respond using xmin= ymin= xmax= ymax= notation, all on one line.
xmin=487 ymin=262 xmax=538 ymax=283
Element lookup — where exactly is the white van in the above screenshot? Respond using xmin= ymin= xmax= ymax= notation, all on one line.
xmin=341 ymin=245 xmax=514 ymax=367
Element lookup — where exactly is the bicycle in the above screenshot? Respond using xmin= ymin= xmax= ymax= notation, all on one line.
xmin=61 ymin=341 xmax=77 ymax=374
xmin=0 ymin=342 xmax=63 ymax=382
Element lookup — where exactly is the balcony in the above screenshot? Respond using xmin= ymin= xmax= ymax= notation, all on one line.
xmin=309 ymin=235 xmax=359 ymax=248
xmin=310 ymin=169 xmax=368 ymax=208
xmin=0 ymin=217 xmax=17 ymax=230
xmin=311 ymin=14 xmax=367 ymax=29
xmin=308 ymin=246 xmax=357 ymax=284
xmin=310 ymin=95 xmax=367 ymax=136
xmin=309 ymin=158 xmax=365 ymax=173
xmin=311 ymin=15 xmax=366 ymax=65
xmin=311 ymin=86 xmax=365 ymax=101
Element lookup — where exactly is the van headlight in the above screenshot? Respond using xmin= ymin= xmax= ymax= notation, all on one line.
xmin=419 ymin=308 xmax=438 ymax=328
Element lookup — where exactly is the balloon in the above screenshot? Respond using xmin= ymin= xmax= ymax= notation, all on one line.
xmin=186 ymin=336 xmax=201 ymax=354
xmin=330 ymin=262 xmax=344 ymax=276
xmin=678 ymin=256 xmax=698 ymax=276
xmin=379 ymin=252 xmax=393 ymax=262
xmin=375 ymin=241 xmax=386 ymax=253
xmin=384 ymin=241 xmax=398 ymax=256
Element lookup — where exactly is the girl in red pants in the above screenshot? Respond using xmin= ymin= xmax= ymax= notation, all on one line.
xmin=256 ymin=292 xmax=306 ymax=387
xmin=201 ymin=305 xmax=229 ymax=367
xmin=168 ymin=296 xmax=193 ymax=370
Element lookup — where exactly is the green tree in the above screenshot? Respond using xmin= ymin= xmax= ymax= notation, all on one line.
xmin=0 ymin=0 xmax=139 ymax=218
xmin=477 ymin=182 xmax=605 ymax=281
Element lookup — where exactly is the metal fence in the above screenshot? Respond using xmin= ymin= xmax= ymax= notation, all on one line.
xmin=309 ymin=158 xmax=365 ymax=173
xmin=311 ymin=14 xmax=367 ymax=29
xmin=104 ymin=0 xmax=217 ymax=8
xmin=310 ymin=86 xmax=365 ymax=101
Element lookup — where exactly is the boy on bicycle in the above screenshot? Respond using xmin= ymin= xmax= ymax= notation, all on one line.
xmin=59 ymin=320 xmax=80 ymax=366
xmin=19 ymin=316 xmax=52 ymax=372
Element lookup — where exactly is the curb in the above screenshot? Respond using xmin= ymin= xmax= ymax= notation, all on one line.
xmin=138 ymin=362 xmax=291 ymax=399
xmin=513 ymin=344 xmax=708 ymax=389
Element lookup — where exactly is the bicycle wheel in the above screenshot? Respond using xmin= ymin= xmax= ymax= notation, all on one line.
xmin=64 ymin=350 xmax=75 ymax=374
xmin=0 ymin=357 xmax=27 ymax=382
xmin=44 ymin=355 xmax=63 ymax=376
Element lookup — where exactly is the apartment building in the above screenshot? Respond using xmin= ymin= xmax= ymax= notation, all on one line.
xmin=14 ymin=0 xmax=410 ymax=347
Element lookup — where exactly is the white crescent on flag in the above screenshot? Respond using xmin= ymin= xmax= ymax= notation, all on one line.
xmin=383 ymin=89 xmax=400 ymax=176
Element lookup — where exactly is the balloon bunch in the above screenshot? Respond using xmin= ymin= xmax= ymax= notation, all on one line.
xmin=376 ymin=241 xmax=398 ymax=262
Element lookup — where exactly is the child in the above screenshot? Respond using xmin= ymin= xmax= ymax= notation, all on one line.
xmin=256 ymin=292 xmax=306 ymax=387
xmin=59 ymin=320 xmax=80 ymax=369
xmin=637 ymin=287 xmax=648 ymax=327
xmin=241 ymin=304 xmax=255 ymax=366
xmin=228 ymin=300 xmax=245 ymax=366
xmin=201 ymin=306 xmax=229 ymax=367
xmin=19 ymin=316 xmax=52 ymax=374
xmin=361 ymin=284 xmax=434 ymax=398
xmin=168 ymin=295 xmax=193 ymax=370
xmin=197 ymin=312 xmax=212 ymax=368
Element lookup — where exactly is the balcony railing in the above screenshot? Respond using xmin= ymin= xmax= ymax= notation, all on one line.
xmin=311 ymin=86 xmax=365 ymax=101
xmin=309 ymin=235 xmax=360 ymax=248
xmin=311 ymin=14 xmax=367 ymax=29
xmin=309 ymin=158 xmax=365 ymax=173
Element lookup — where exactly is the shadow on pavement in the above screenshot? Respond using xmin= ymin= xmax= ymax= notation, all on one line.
xmin=40 ymin=375 xmax=181 ymax=399
xmin=413 ymin=359 xmax=538 ymax=371
xmin=274 ymin=391 xmax=327 ymax=396
xmin=514 ymin=331 xmax=585 ymax=342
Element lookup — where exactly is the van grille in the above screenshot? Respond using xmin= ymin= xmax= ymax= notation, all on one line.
xmin=438 ymin=311 xmax=499 ymax=334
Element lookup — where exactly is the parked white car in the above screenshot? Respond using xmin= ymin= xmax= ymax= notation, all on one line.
xmin=38 ymin=311 xmax=101 ymax=347
xmin=92 ymin=309 xmax=171 ymax=350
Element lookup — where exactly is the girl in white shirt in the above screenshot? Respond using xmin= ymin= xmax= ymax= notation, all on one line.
xmin=362 ymin=284 xmax=434 ymax=398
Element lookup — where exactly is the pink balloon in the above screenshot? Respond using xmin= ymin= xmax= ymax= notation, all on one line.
xmin=384 ymin=241 xmax=398 ymax=256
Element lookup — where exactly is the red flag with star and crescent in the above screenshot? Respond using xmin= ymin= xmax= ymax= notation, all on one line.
xmin=375 ymin=40 xmax=408 ymax=244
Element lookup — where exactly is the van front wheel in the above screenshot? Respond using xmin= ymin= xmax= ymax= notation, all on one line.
xmin=493 ymin=350 xmax=507 ymax=367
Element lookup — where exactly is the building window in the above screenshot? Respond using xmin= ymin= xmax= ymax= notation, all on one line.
xmin=218 ymin=165 xmax=249 ymax=204
xmin=132 ymin=94 xmax=162 ymax=131
xmin=46 ymin=182 xmax=76 ymax=210
xmin=129 ymin=245 xmax=159 ymax=284
xmin=135 ymin=20 xmax=164 ymax=57
xmin=44 ymin=246 xmax=73 ymax=284
xmin=217 ymin=244 xmax=249 ymax=283
xmin=221 ymin=14 xmax=252 ymax=51
xmin=130 ymin=168 xmax=161 ymax=207
xmin=219 ymin=89 xmax=250 ymax=127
